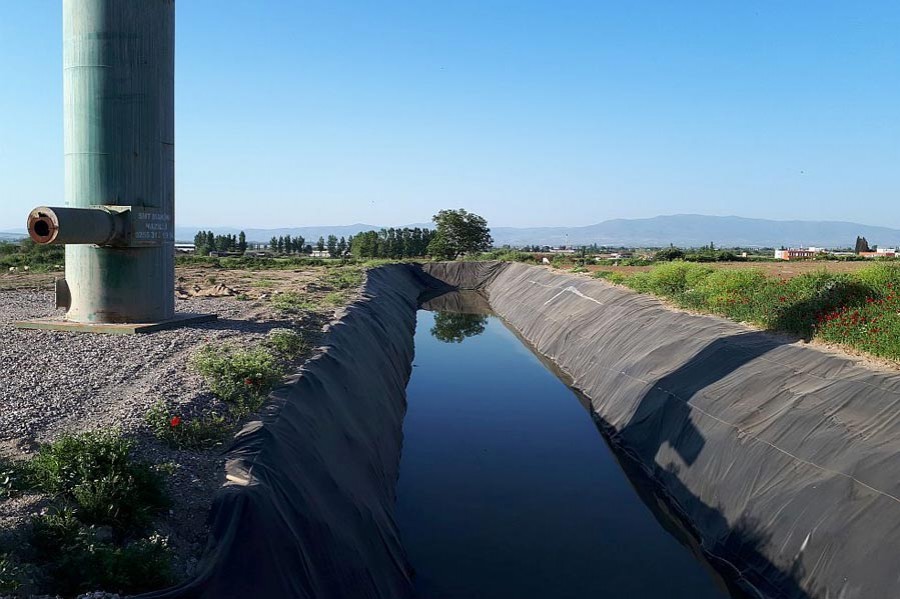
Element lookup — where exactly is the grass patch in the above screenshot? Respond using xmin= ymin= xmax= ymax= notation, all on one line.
xmin=324 ymin=291 xmax=345 ymax=306
xmin=250 ymin=279 xmax=277 ymax=288
xmin=31 ymin=507 xmax=172 ymax=596
xmin=272 ymin=292 xmax=319 ymax=314
xmin=145 ymin=403 xmax=231 ymax=450
xmin=323 ymin=267 xmax=363 ymax=290
xmin=263 ymin=328 xmax=308 ymax=361
xmin=0 ymin=432 xmax=175 ymax=595
xmin=26 ymin=431 xmax=168 ymax=534
xmin=150 ymin=329 xmax=308 ymax=450
xmin=609 ymin=261 xmax=900 ymax=360
xmin=191 ymin=345 xmax=283 ymax=414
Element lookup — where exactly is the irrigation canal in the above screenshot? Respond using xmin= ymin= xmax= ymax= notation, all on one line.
xmin=394 ymin=292 xmax=739 ymax=599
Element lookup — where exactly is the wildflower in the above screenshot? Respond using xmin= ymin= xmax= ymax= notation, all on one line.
xmin=244 ymin=377 xmax=254 ymax=386
xmin=170 ymin=416 xmax=182 ymax=428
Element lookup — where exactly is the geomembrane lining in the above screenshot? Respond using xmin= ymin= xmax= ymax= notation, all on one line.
xmin=144 ymin=262 xmax=900 ymax=599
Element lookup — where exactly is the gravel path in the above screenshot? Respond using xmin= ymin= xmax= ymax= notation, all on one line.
xmin=0 ymin=287 xmax=328 ymax=582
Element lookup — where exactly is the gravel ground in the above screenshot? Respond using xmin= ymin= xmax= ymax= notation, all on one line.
xmin=0 ymin=280 xmax=336 ymax=587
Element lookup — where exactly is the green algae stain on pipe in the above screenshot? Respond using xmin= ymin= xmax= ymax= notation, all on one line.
xmin=62 ymin=0 xmax=175 ymax=324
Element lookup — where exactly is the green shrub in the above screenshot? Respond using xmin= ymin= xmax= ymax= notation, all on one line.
xmin=26 ymin=432 xmax=168 ymax=533
xmin=654 ymin=247 xmax=685 ymax=261
xmin=264 ymin=328 xmax=307 ymax=361
xmin=0 ymin=554 xmax=23 ymax=594
xmin=192 ymin=345 xmax=284 ymax=413
xmin=625 ymin=261 xmax=712 ymax=296
xmin=32 ymin=507 xmax=172 ymax=596
xmin=145 ymin=402 xmax=231 ymax=450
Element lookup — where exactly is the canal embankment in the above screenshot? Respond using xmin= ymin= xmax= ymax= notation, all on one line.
xmin=149 ymin=261 xmax=900 ymax=599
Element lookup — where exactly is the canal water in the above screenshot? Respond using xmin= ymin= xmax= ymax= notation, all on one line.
xmin=395 ymin=293 xmax=736 ymax=599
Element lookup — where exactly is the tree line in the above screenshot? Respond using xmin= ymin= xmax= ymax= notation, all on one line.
xmin=351 ymin=228 xmax=436 ymax=259
xmin=190 ymin=209 xmax=494 ymax=260
xmin=194 ymin=231 xmax=248 ymax=256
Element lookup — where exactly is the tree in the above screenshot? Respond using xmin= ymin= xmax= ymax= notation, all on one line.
xmin=316 ymin=236 xmax=326 ymax=252
xmin=856 ymin=236 xmax=871 ymax=254
xmin=238 ymin=231 xmax=247 ymax=254
xmin=337 ymin=236 xmax=347 ymax=256
xmin=654 ymin=247 xmax=684 ymax=261
xmin=326 ymin=235 xmax=338 ymax=257
xmin=269 ymin=236 xmax=278 ymax=253
xmin=194 ymin=231 xmax=209 ymax=256
xmin=428 ymin=209 xmax=492 ymax=260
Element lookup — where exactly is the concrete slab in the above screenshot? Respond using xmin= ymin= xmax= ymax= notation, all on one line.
xmin=13 ymin=312 xmax=217 ymax=335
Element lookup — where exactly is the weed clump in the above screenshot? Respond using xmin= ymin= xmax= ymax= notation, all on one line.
xmin=191 ymin=345 xmax=283 ymax=413
xmin=0 ymin=432 xmax=176 ymax=596
xmin=264 ymin=328 xmax=307 ymax=360
xmin=272 ymin=292 xmax=318 ymax=314
xmin=26 ymin=431 xmax=168 ymax=533
xmin=145 ymin=403 xmax=231 ymax=450
xmin=31 ymin=507 xmax=172 ymax=596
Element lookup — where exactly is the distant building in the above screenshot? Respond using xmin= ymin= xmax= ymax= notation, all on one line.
xmin=859 ymin=248 xmax=897 ymax=258
xmin=310 ymin=250 xmax=331 ymax=258
xmin=775 ymin=248 xmax=822 ymax=260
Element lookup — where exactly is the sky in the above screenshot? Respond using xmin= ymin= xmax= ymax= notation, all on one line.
xmin=1 ymin=1 xmax=899 ymax=230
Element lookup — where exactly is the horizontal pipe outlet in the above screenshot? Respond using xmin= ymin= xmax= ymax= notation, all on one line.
xmin=27 ymin=206 xmax=126 ymax=246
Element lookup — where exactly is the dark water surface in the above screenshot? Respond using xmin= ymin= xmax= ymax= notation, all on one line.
xmin=395 ymin=295 xmax=735 ymax=599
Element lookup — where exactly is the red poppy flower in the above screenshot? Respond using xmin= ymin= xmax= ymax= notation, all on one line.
xmin=244 ymin=378 xmax=254 ymax=386
xmin=170 ymin=416 xmax=182 ymax=428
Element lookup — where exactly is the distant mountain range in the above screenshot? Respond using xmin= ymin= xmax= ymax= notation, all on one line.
xmin=4 ymin=214 xmax=899 ymax=248
xmin=488 ymin=215 xmax=900 ymax=248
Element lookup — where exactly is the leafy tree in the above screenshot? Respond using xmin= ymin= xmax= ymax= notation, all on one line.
xmin=316 ymin=236 xmax=326 ymax=252
xmin=337 ymin=236 xmax=347 ymax=256
xmin=238 ymin=231 xmax=247 ymax=254
xmin=269 ymin=236 xmax=278 ymax=253
xmin=326 ymin=235 xmax=338 ymax=257
xmin=654 ymin=247 xmax=685 ymax=262
xmin=194 ymin=231 xmax=209 ymax=256
xmin=428 ymin=209 xmax=492 ymax=260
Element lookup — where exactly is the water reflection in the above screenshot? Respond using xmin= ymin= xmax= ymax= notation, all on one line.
xmin=429 ymin=311 xmax=488 ymax=343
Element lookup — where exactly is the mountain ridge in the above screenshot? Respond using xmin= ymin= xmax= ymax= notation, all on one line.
xmin=3 ymin=214 xmax=898 ymax=248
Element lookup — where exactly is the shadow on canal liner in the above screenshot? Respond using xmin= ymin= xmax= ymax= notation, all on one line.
xmin=611 ymin=331 xmax=815 ymax=599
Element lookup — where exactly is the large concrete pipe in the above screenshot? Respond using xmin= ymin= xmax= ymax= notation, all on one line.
xmin=27 ymin=0 xmax=176 ymax=324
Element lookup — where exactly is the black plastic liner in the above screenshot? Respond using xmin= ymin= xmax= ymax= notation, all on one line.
xmin=144 ymin=262 xmax=900 ymax=598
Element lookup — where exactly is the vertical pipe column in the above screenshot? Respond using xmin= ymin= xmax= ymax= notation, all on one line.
xmin=63 ymin=0 xmax=175 ymax=323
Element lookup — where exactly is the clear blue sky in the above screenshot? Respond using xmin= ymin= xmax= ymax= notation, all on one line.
xmin=1 ymin=1 xmax=899 ymax=230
